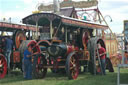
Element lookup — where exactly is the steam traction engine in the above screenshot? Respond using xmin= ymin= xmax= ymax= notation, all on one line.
xmin=21 ymin=12 xmax=113 ymax=79
xmin=0 ymin=22 xmax=37 ymax=79
xmin=0 ymin=0 xmax=114 ymax=79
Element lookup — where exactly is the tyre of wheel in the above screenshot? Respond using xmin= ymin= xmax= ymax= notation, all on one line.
xmin=32 ymin=54 xmax=47 ymax=79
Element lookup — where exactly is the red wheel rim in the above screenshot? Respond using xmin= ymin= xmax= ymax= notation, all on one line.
xmin=27 ymin=40 xmax=41 ymax=53
xmin=36 ymin=57 xmax=42 ymax=75
xmin=69 ymin=54 xmax=79 ymax=79
xmin=0 ymin=54 xmax=7 ymax=79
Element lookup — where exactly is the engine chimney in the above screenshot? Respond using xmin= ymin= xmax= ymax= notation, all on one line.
xmin=53 ymin=0 xmax=60 ymax=13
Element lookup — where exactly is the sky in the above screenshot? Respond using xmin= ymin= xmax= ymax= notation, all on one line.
xmin=0 ymin=0 xmax=128 ymax=33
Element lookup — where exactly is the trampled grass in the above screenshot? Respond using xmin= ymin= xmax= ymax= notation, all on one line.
xmin=0 ymin=67 xmax=128 ymax=85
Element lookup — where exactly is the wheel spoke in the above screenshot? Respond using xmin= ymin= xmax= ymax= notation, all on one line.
xmin=66 ymin=52 xmax=79 ymax=79
xmin=2 ymin=61 xmax=5 ymax=66
xmin=95 ymin=47 xmax=102 ymax=74
xmin=70 ymin=66 xmax=74 ymax=70
xmin=71 ymin=57 xmax=78 ymax=78
xmin=0 ymin=55 xmax=7 ymax=79
xmin=0 ymin=60 xmax=2 ymax=67
xmin=0 ymin=60 xmax=2 ymax=64
xmin=72 ymin=57 xmax=76 ymax=63
xmin=96 ymin=61 xmax=99 ymax=66
xmin=0 ymin=59 xmax=4 ymax=68
xmin=71 ymin=71 xmax=75 ymax=76
xmin=72 ymin=70 xmax=76 ymax=77
xmin=70 ymin=60 xmax=74 ymax=65
xmin=70 ymin=56 xmax=76 ymax=65
xmin=33 ymin=56 xmax=47 ymax=78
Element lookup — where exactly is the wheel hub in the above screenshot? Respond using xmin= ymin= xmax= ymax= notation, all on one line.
xmin=73 ymin=64 xmax=76 ymax=67
xmin=0 ymin=64 xmax=2 ymax=68
xmin=38 ymin=64 xmax=44 ymax=69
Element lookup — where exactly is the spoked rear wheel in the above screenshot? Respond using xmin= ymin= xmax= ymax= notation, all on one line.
xmin=66 ymin=52 xmax=79 ymax=80
xmin=88 ymin=37 xmax=106 ymax=75
xmin=32 ymin=54 xmax=47 ymax=79
xmin=0 ymin=54 xmax=7 ymax=79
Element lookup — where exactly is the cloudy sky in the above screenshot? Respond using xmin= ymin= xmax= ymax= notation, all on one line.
xmin=0 ymin=0 xmax=128 ymax=33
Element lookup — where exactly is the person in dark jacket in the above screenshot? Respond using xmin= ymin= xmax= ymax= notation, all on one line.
xmin=5 ymin=36 xmax=13 ymax=69
xmin=23 ymin=45 xmax=32 ymax=79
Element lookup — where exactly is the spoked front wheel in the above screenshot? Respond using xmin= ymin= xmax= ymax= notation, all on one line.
xmin=66 ymin=52 xmax=79 ymax=80
xmin=32 ymin=54 xmax=47 ymax=79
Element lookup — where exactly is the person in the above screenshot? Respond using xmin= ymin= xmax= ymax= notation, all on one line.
xmin=23 ymin=45 xmax=32 ymax=79
xmin=5 ymin=36 xmax=13 ymax=70
xmin=0 ymin=37 xmax=6 ymax=54
xmin=97 ymin=43 xmax=106 ymax=75
xmin=116 ymin=51 xmax=122 ymax=64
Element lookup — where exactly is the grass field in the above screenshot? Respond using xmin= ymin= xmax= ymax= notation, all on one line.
xmin=0 ymin=67 xmax=128 ymax=85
